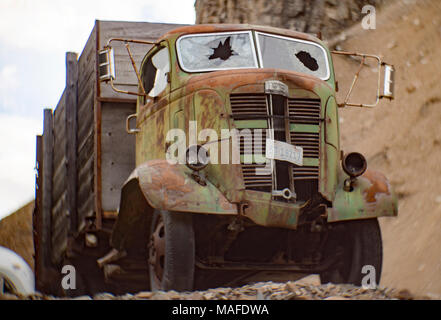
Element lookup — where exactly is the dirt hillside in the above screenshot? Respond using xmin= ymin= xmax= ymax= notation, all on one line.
xmin=0 ymin=201 xmax=34 ymax=270
xmin=331 ymin=0 xmax=441 ymax=297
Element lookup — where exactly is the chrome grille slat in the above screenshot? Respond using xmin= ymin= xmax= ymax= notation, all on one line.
xmin=230 ymin=94 xmax=267 ymax=117
xmin=289 ymin=98 xmax=321 ymax=125
xmin=293 ymin=165 xmax=319 ymax=180
xmin=241 ymin=163 xmax=272 ymax=188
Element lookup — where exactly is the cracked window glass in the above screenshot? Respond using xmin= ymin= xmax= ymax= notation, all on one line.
xmin=257 ymin=33 xmax=329 ymax=80
xmin=177 ymin=32 xmax=257 ymax=72
xmin=142 ymin=47 xmax=170 ymax=97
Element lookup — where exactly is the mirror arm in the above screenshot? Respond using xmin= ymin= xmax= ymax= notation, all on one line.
xmin=108 ymin=77 xmax=144 ymax=96
xmin=342 ymin=56 xmax=365 ymax=107
xmin=124 ymin=42 xmax=147 ymax=96
xmin=106 ymin=38 xmax=157 ymax=47
xmin=102 ymin=37 xmax=159 ymax=97
xmin=332 ymin=50 xmax=383 ymax=108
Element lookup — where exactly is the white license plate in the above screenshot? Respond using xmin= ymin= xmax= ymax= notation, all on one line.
xmin=265 ymin=139 xmax=303 ymax=166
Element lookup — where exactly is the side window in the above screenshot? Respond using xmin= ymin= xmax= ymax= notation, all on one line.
xmin=142 ymin=47 xmax=170 ymax=98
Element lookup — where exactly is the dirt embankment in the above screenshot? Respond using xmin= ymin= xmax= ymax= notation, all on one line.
xmin=0 ymin=201 xmax=34 ymax=270
xmin=331 ymin=0 xmax=441 ymax=297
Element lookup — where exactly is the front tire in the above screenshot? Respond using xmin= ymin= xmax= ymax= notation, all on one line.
xmin=148 ymin=210 xmax=195 ymax=291
xmin=320 ymin=219 xmax=382 ymax=286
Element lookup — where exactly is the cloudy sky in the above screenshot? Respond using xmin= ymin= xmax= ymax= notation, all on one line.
xmin=0 ymin=0 xmax=195 ymax=219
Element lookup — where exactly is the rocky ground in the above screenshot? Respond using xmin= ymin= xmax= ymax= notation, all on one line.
xmin=0 ymin=277 xmax=431 ymax=300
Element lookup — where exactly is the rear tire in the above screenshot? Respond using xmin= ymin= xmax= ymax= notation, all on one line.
xmin=320 ymin=219 xmax=382 ymax=286
xmin=148 ymin=210 xmax=195 ymax=291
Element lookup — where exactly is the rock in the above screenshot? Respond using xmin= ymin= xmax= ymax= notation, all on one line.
xmin=135 ymin=291 xmax=154 ymax=299
xmin=0 ymin=293 xmax=19 ymax=300
xmin=293 ymin=275 xmax=321 ymax=286
xmin=93 ymin=293 xmax=115 ymax=300
xmin=406 ymin=85 xmax=416 ymax=94
xmin=72 ymin=295 xmax=92 ymax=300
xmin=395 ymin=289 xmax=414 ymax=300
xmin=195 ymin=0 xmax=384 ymax=39
xmin=325 ymin=296 xmax=350 ymax=300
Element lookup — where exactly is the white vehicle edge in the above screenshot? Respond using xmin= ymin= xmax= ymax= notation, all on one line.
xmin=0 ymin=246 xmax=35 ymax=295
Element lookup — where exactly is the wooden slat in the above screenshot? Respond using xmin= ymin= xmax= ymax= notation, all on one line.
xmin=66 ymin=52 xmax=79 ymax=233
xmin=76 ymin=24 xmax=97 ymax=233
xmin=42 ymin=109 xmax=53 ymax=267
xmin=33 ymin=134 xmax=46 ymax=291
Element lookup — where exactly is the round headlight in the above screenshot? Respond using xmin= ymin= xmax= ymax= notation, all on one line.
xmin=342 ymin=152 xmax=367 ymax=178
xmin=186 ymin=145 xmax=209 ymax=171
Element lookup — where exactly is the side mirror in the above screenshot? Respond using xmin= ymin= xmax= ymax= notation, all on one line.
xmin=381 ymin=64 xmax=395 ymax=100
xmin=98 ymin=48 xmax=115 ymax=82
xmin=331 ymin=50 xmax=396 ymax=108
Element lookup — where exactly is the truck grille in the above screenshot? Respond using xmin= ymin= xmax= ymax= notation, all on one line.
xmin=288 ymin=98 xmax=321 ymax=125
xmin=290 ymin=132 xmax=319 ymax=158
xmin=242 ymin=164 xmax=272 ymax=189
xmin=230 ymin=94 xmax=267 ymax=117
xmin=230 ymin=93 xmax=321 ymax=197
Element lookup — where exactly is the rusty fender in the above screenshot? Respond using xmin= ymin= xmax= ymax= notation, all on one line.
xmin=131 ymin=159 xmax=237 ymax=214
xmin=328 ymin=169 xmax=398 ymax=222
xmin=111 ymin=159 xmax=237 ymax=250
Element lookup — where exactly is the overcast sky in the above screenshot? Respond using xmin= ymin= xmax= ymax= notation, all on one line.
xmin=0 ymin=0 xmax=195 ymax=219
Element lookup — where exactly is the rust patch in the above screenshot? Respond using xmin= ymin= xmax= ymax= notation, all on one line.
xmin=362 ymin=169 xmax=391 ymax=203
xmin=185 ymin=69 xmax=322 ymax=95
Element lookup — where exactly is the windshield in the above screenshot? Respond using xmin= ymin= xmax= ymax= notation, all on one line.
xmin=256 ymin=32 xmax=329 ymax=80
xmin=176 ymin=31 xmax=330 ymax=80
xmin=177 ymin=31 xmax=258 ymax=72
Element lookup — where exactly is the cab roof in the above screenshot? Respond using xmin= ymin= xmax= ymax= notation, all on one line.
xmin=159 ymin=24 xmax=325 ymax=47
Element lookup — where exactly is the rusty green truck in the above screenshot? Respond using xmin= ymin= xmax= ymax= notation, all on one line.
xmin=34 ymin=22 xmax=397 ymax=295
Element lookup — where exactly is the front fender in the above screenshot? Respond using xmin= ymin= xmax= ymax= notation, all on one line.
xmin=111 ymin=160 xmax=237 ymax=250
xmin=328 ymin=169 xmax=398 ymax=222
xmin=132 ymin=160 xmax=237 ymax=214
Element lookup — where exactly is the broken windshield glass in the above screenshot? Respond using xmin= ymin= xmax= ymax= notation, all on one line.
xmin=177 ymin=32 xmax=258 ymax=72
xmin=257 ymin=33 xmax=329 ymax=80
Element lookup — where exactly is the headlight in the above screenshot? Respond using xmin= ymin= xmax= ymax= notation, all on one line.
xmin=186 ymin=145 xmax=209 ymax=171
xmin=342 ymin=152 xmax=367 ymax=178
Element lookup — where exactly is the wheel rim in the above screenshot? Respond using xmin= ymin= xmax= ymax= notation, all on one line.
xmin=148 ymin=216 xmax=166 ymax=288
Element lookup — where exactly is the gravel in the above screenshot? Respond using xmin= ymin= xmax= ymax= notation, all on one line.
xmin=0 ymin=280 xmax=431 ymax=300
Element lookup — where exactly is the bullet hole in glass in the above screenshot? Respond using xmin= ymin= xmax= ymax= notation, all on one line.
xmin=295 ymin=51 xmax=319 ymax=71
xmin=209 ymin=36 xmax=236 ymax=61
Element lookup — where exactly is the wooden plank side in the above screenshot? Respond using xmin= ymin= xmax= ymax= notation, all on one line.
xmin=98 ymin=21 xmax=187 ymax=100
xmin=100 ymin=102 xmax=136 ymax=211
xmin=77 ymin=132 xmax=94 ymax=169
xmin=76 ymin=23 xmax=97 ymax=233
xmin=66 ymin=52 xmax=79 ymax=233
xmin=51 ymin=90 xmax=68 ymax=264
xmin=33 ymin=134 xmax=46 ymax=291
xmin=77 ymin=24 xmax=96 ymax=95
xmin=41 ymin=109 xmax=54 ymax=267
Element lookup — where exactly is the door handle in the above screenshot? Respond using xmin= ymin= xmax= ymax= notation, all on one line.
xmin=126 ymin=113 xmax=140 ymax=134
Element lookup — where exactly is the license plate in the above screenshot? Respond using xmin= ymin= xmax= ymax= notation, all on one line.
xmin=265 ymin=139 xmax=303 ymax=166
